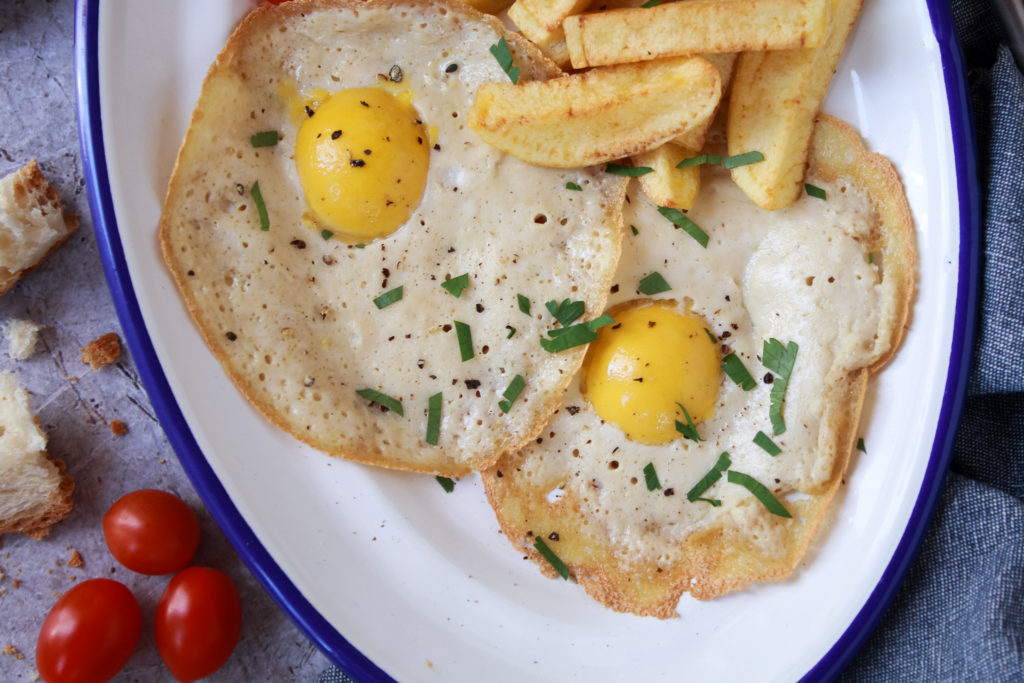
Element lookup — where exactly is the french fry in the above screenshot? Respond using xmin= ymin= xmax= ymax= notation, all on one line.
xmin=508 ymin=0 xmax=592 ymax=46
xmin=469 ymin=56 xmax=721 ymax=168
xmin=538 ymin=40 xmax=573 ymax=71
xmin=458 ymin=0 xmax=514 ymax=14
xmin=728 ymin=0 xmax=862 ymax=210
xmin=672 ymin=52 xmax=737 ymax=150
xmin=633 ymin=143 xmax=702 ymax=210
xmin=563 ymin=0 xmax=830 ymax=69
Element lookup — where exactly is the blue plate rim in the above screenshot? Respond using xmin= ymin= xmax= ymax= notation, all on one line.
xmin=73 ymin=1 xmax=980 ymax=681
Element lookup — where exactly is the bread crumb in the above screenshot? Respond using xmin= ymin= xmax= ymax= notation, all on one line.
xmin=80 ymin=332 xmax=120 ymax=370
xmin=1 ymin=645 xmax=24 ymax=659
xmin=67 ymin=549 xmax=83 ymax=568
xmin=2 ymin=318 xmax=43 ymax=359
xmin=110 ymin=419 xmax=128 ymax=436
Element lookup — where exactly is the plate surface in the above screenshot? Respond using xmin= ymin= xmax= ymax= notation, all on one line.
xmin=76 ymin=1 xmax=978 ymax=680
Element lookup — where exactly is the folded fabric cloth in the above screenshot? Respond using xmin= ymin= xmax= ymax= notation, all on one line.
xmin=320 ymin=2 xmax=1023 ymax=680
xmin=839 ymin=1 xmax=1024 ymax=680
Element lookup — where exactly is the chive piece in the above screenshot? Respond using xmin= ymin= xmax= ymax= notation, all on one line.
xmin=250 ymin=130 xmax=279 ymax=148
xmin=694 ymin=497 xmax=723 ymax=507
xmin=540 ymin=315 xmax=612 ymax=352
xmin=425 ymin=392 xmax=443 ymax=446
xmin=454 ymin=321 xmax=474 ymax=361
xmin=805 ymin=183 xmax=827 ymax=200
xmin=630 ymin=225 xmax=639 ymax=236
xmin=533 ymin=537 xmax=569 ymax=580
xmin=753 ymin=430 xmax=782 ymax=456
xmin=251 ymin=181 xmax=270 ymax=231
xmin=435 ymin=475 xmax=455 ymax=493
xmin=441 ymin=273 xmax=470 ymax=298
xmin=354 ymin=243 xmax=366 ymax=249
xmin=498 ymin=374 xmax=526 ymax=413
xmin=727 ymin=470 xmax=791 ymax=518
xmin=721 ymin=353 xmax=756 ymax=391
xmin=658 ymin=206 xmax=708 ymax=248
xmin=638 ymin=272 xmax=671 ymax=295
xmin=763 ymin=338 xmax=799 ymax=435
xmin=605 ymin=163 xmax=654 ymax=177
xmin=867 ymin=252 xmax=875 ymax=264
xmin=356 ymin=388 xmax=404 ymax=416
xmin=857 ymin=437 xmax=867 ymax=452
xmin=674 ymin=402 xmax=701 ymax=442
xmin=704 ymin=328 xmax=718 ymax=344
xmin=641 ymin=0 xmax=663 ymax=6
xmin=517 ymin=293 xmax=531 ymax=315
xmin=321 ymin=229 xmax=333 ymax=240
xmin=643 ymin=463 xmax=662 ymax=491
xmin=545 ymin=299 xmax=585 ymax=327
xmin=373 ymin=286 xmax=404 ymax=309
xmin=506 ymin=326 xmax=516 ymax=339
xmin=676 ymin=153 xmax=722 ymax=168
xmin=723 ymin=151 xmax=766 ymax=169
xmin=566 ymin=181 xmax=583 ymax=191
xmin=489 ymin=37 xmax=520 ymax=83
xmin=686 ymin=452 xmax=731 ymax=502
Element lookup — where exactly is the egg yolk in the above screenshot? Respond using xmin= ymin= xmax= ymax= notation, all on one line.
xmin=295 ymin=87 xmax=429 ymax=241
xmin=582 ymin=301 xmax=720 ymax=445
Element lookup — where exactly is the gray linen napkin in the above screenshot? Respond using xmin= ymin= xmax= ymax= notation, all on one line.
xmin=321 ymin=1 xmax=1024 ymax=680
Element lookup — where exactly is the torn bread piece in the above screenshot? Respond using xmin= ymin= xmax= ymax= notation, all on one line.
xmin=0 ymin=160 xmax=79 ymax=296
xmin=0 ymin=371 xmax=74 ymax=540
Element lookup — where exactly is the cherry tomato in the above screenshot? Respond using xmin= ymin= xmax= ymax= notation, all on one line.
xmin=155 ymin=566 xmax=242 ymax=682
xmin=36 ymin=578 xmax=142 ymax=683
xmin=102 ymin=489 xmax=200 ymax=575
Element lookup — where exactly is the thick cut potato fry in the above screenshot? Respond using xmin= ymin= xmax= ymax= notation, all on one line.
xmin=672 ymin=52 xmax=736 ymax=150
xmin=633 ymin=143 xmax=702 ymax=210
xmin=728 ymin=0 xmax=862 ymax=210
xmin=509 ymin=0 xmax=591 ymax=46
xmin=564 ymin=0 xmax=830 ymax=68
xmin=458 ymin=0 xmax=514 ymax=14
xmin=469 ymin=56 xmax=721 ymax=168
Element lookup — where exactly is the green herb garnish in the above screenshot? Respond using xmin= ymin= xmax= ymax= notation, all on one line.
xmin=658 ymin=206 xmax=708 ymax=248
xmin=354 ymin=243 xmax=366 ymax=249
xmin=723 ymin=151 xmax=766 ymax=169
xmin=435 ymin=475 xmax=455 ymax=493
xmin=250 ymin=130 xmax=279 ymax=148
xmin=566 ymin=181 xmax=583 ymax=191
xmin=686 ymin=452 xmax=731 ymax=502
xmin=630 ymin=225 xmax=639 ymax=236
xmin=753 ymin=430 xmax=782 ymax=456
xmin=489 ymin=37 xmax=520 ymax=84
xmin=727 ymin=470 xmax=791 ymax=518
xmin=517 ymin=293 xmax=531 ymax=315
xmin=251 ymin=181 xmax=270 ymax=231
xmin=643 ymin=462 xmax=662 ymax=491
xmin=805 ymin=183 xmax=827 ymax=200
xmin=676 ymin=153 xmax=722 ymax=168
xmin=426 ymin=392 xmax=442 ymax=446
xmin=373 ymin=286 xmax=403 ymax=309
xmin=857 ymin=437 xmax=867 ymax=452
xmin=605 ymin=163 xmax=654 ymax=177
xmin=721 ymin=353 xmax=756 ymax=391
xmin=356 ymin=388 xmax=404 ymax=416
xmin=637 ymin=272 xmax=671 ymax=295
xmin=506 ymin=326 xmax=517 ymax=339
xmin=454 ymin=321 xmax=474 ymax=361
xmin=533 ymin=537 xmax=569 ymax=579
xmin=674 ymin=402 xmax=701 ymax=442
xmin=540 ymin=315 xmax=613 ymax=352
xmin=704 ymin=328 xmax=718 ymax=344
xmin=321 ymin=229 xmax=334 ymax=240
xmin=498 ymin=374 xmax=526 ymax=413
xmin=641 ymin=0 xmax=663 ymax=6
xmin=441 ymin=273 xmax=470 ymax=298
xmin=546 ymin=299 xmax=585 ymax=327
xmin=763 ymin=338 xmax=799 ymax=435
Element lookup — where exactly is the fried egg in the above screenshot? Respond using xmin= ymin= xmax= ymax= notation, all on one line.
xmin=159 ymin=0 xmax=627 ymax=475
xmin=483 ymin=115 xmax=915 ymax=617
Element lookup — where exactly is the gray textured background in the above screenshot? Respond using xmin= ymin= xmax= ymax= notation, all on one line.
xmin=0 ymin=1 xmax=331 ymax=679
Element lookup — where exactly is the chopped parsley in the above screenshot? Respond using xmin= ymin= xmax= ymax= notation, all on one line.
xmin=321 ymin=229 xmax=333 ymax=240
xmin=658 ymin=206 xmax=708 ymax=248
xmin=630 ymin=224 xmax=639 ymax=236
xmin=540 ymin=314 xmax=613 ymax=353
xmin=489 ymin=37 xmax=520 ymax=84
xmin=727 ymin=470 xmax=791 ymax=518
xmin=517 ymin=293 xmax=531 ymax=315
xmin=534 ymin=536 xmax=570 ymax=579
xmin=435 ymin=475 xmax=455 ymax=493
xmin=637 ymin=272 xmax=672 ymax=295
xmin=373 ymin=286 xmax=403 ymax=309
xmin=441 ymin=273 xmax=470 ymax=298
xmin=498 ymin=374 xmax=526 ymax=413
xmin=721 ymin=352 xmax=756 ymax=391
xmin=545 ymin=298 xmax=585 ymax=327
xmin=356 ymin=388 xmax=403 ymax=416
xmin=857 ymin=437 xmax=867 ymax=452
xmin=763 ymin=338 xmax=799 ymax=435
xmin=566 ymin=181 xmax=583 ymax=191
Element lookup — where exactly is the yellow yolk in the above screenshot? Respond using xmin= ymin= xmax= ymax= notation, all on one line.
xmin=582 ymin=301 xmax=720 ymax=445
xmin=295 ymin=87 xmax=429 ymax=241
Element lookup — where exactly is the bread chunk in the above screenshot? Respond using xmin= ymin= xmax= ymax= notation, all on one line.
xmin=0 ymin=372 xmax=74 ymax=539
xmin=0 ymin=160 xmax=79 ymax=296
xmin=3 ymin=318 xmax=43 ymax=360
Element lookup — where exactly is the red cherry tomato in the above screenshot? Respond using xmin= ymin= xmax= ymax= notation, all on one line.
xmin=102 ymin=489 xmax=200 ymax=575
xmin=36 ymin=578 xmax=142 ymax=683
xmin=155 ymin=567 xmax=242 ymax=682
